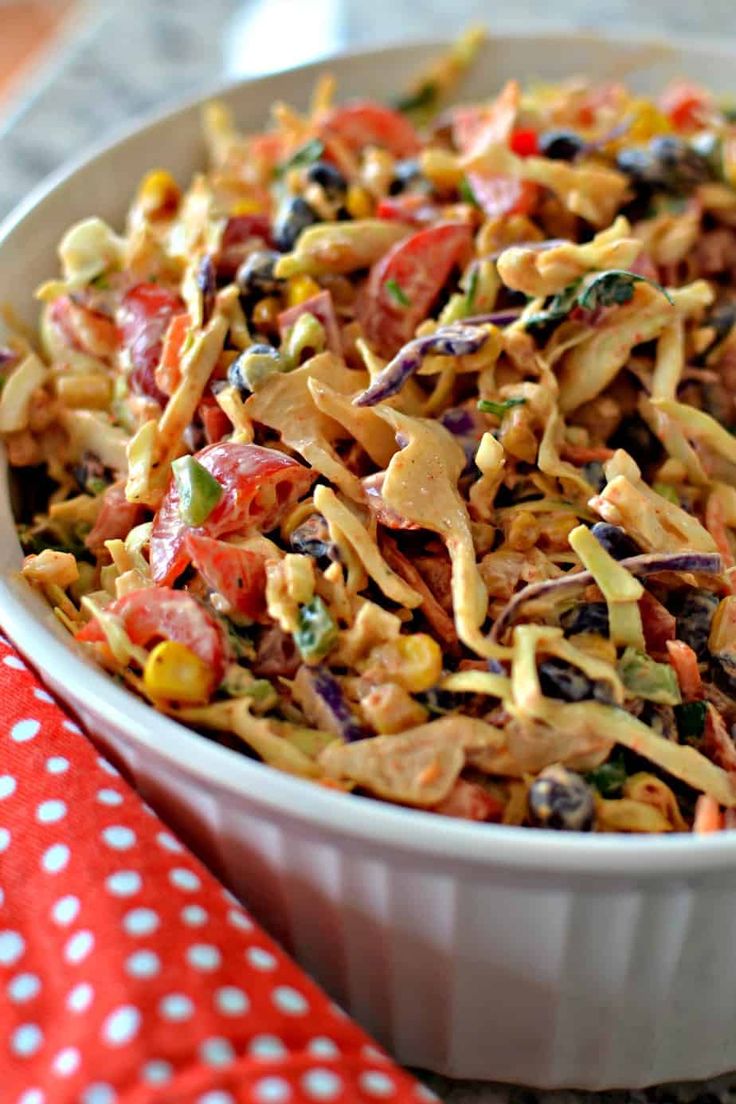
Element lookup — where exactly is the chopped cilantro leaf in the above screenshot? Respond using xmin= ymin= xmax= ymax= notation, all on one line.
xmin=458 ymin=176 xmax=479 ymax=206
xmin=385 ymin=277 xmax=411 ymax=308
xmin=478 ymin=396 xmax=527 ymax=418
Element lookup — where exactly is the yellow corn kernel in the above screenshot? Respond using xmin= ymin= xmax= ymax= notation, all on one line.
xmin=287 ymin=274 xmax=320 ymax=307
xmin=251 ymin=296 xmax=281 ymax=331
xmin=137 ymin=169 xmax=181 ymax=219
xmin=231 ymin=197 xmax=264 ymax=216
xmin=394 ymin=633 xmax=443 ymax=694
xmin=143 ymin=641 xmax=212 ymax=704
xmin=345 ymin=184 xmax=373 ymax=220
xmin=626 ymin=100 xmax=671 ymax=144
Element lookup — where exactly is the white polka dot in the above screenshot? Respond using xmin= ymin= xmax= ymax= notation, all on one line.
xmin=101 ymin=825 xmax=135 ymax=851
xmin=360 ymin=1072 xmax=396 ymax=1097
xmin=105 ymin=871 xmax=141 ymax=897
xmin=198 ymin=1094 xmax=235 ymax=1104
xmin=126 ymin=950 xmax=160 ymax=979
xmin=307 ymin=1037 xmax=340 ymax=1059
xmin=227 ymin=907 xmax=253 ymax=931
xmin=249 ymin=1035 xmax=287 ymax=1060
xmin=0 ymin=930 xmax=24 ymax=965
xmin=0 ymin=828 xmax=11 ymax=852
xmin=181 ymin=904 xmax=208 ymax=927
xmin=62 ymin=719 xmax=82 ymax=735
xmin=254 ymin=1077 xmax=292 ymax=1103
xmin=36 ymin=799 xmax=66 ymax=824
xmin=141 ymin=1059 xmax=172 ymax=1084
xmin=123 ymin=908 xmax=159 ymax=936
xmin=10 ymin=718 xmax=38 ymax=741
xmin=34 ymin=688 xmax=53 ymax=703
xmin=4 ymin=655 xmax=27 ymax=671
xmin=96 ymin=788 xmax=123 ymax=806
xmin=46 ymin=756 xmax=69 ymax=774
xmin=215 ymin=985 xmax=249 ymax=1016
xmin=301 ymin=1070 xmax=343 ymax=1100
xmin=8 ymin=973 xmax=41 ymax=1003
xmin=102 ymin=1004 xmax=140 ymax=1047
xmin=186 ymin=943 xmax=221 ymax=972
xmin=246 ymin=946 xmax=277 ymax=971
xmin=199 ymin=1036 xmax=234 ymax=1067
xmin=11 ymin=1023 xmax=43 ymax=1057
xmin=159 ymin=992 xmax=194 ymax=1021
xmin=156 ymin=830 xmax=183 ymax=853
xmin=0 ymin=775 xmax=16 ymax=800
xmin=272 ymin=985 xmax=308 ymax=1016
xmin=64 ymin=930 xmax=94 ymax=964
xmin=97 ymin=757 xmax=120 ymax=777
xmin=18 ymin=1091 xmax=44 ymax=1104
xmin=41 ymin=843 xmax=69 ymax=874
xmin=81 ymin=1085 xmax=117 ymax=1104
xmin=52 ymin=1046 xmax=80 ymax=1077
xmin=67 ymin=982 xmax=94 ymax=1013
xmin=169 ymin=867 xmax=201 ymax=892
xmin=51 ymin=895 xmax=80 ymax=926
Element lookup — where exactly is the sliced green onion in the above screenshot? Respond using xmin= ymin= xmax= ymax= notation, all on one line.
xmin=478 ymin=397 xmax=527 ymax=418
xmin=172 ymin=455 xmax=223 ymax=527
xmin=384 ymin=278 xmax=411 ymax=308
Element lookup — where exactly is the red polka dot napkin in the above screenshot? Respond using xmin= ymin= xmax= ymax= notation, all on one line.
xmin=0 ymin=631 xmax=434 ymax=1104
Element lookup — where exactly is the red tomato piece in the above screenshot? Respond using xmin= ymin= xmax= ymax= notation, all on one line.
xmin=510 ymin=127 xmax=539 ymax=157
xmin=278 ymin=289 xmax=343 ymax=356
xmin=150 ymin=442 xmax=315 ymax=586
xmin=185 ymin=532 xmax=267 ymax=620
xmin=77 ymin=587 xmax=228 ymax=691
xmin=433 ymin=780 xmax=504 ymax=821
xmin=85 ymin=482 xmax=147 ymax=552
xmin=49 ymin=295 xmax=119 ymax=359
xmin=321 ymin=101 xmax=420 ymax=158
xmin=198 ymin=398 xmax=233 ymax=445
xmin=216 ymin=214 xmax=272 ymax=279
xmin=659 ymin=82 xmax=712 ymax=131
xmin=638 ymin=590 xmax=676 ymax=654
xmin=119 ymin=283 xmax=185 ymax=403
xmin=376 ymin=195 xmax=440 ymax=226
xmin=451 ymin=83 xmax=520 ymax=156
xmin=467 ymin=174 xmax=539 ymax=219
xmin=356 ymin=222 xmax=473 ymax=358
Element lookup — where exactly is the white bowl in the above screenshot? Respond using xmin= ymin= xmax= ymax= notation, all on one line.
xmin=4 ymin=32 xmax=736 ymax=1090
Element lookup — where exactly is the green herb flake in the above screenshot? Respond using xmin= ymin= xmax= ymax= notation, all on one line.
xmin=577 ymin=269 xmax=673 ymax=312
xmin=458 ymin=176 xmax=479 ymax=207
xmin=274 ymin=138 xmax=325 ymax=179
xmin=465 ymin=265 xmax=480 ymax=312
xmin=478 ymin=396 xmax=527 ymax=418
xmin=172 ymin=455 xmax=224 ymax=527
xmin=586 ymin=755 xmax=627 ymax=798
xmin=674 ymin=699 xmax=708 ymax=744
xmin=294 ymin=596 xmax=338 ymax=662
xmin=384 ymin=277 xmax=411 ymax=308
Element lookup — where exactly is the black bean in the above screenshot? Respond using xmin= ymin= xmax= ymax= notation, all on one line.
xmin=676 ymin=589 xmax=720 ymax=659
xmin=608 ymin=414 xmax=663 ymax=470
xmin=538 ymin=658 xmax=613 ymax=704
xmin=560 ymin=602 xmax=610 ymax=638
xmin=235 ymin=250 xmax=283 ymax=297
xmin=289 ymin=514 xmax=335 ymax=565
xmin=227 ymin=343 xmax=280 ymax=397
xmin=388 ymin=158 xmax=423 ymax=194
xmin=591 ymin=522 xmax=642 ymax=561
xmin=528 ymin=765 xmax=595 ymax=831
xmin=539 ymin=129 xmax=586 ymax=161
xmin=581 ymin=460 xmax=606 ymax=492
xmin=305 ymin=160 xmax=347 ymax=199
xmin=273 ymin=196 xmax=320 ymax=252
xmin=617 ymin=136 xmax=713 ymax=196
xmin=711 ymin=652 xmax=736 ymax=696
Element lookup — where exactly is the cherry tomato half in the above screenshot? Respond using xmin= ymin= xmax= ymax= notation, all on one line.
xmin=119 ymin=283 xmax=185 ymax=402
xmin=185 ymin=532 xmax=268 ymax=620
xmin=321 ymin=101 xmax=421 ymax=159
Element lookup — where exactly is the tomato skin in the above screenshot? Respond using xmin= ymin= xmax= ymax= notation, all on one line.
xmin=467 ymin=174 xmax=538 ymax=218
xmin=185 ymin=532 xmax=267 ymax=620
xmin=77 ymin=587 xmax=228 ymax=691
xmin=357 ymin=222 xmax=473 ymax=358
xmin=660 ymin=82 xmax=711 ymax=131
xmin=85 ymin=482 xmax=147 ymax=551
xmin=150 ymin=442 xmax=315 ymax=586
xmin=510 ymin=127 xmax=539 ymax=157
xmin=278 ymin=289 xmax=342 ymax=356
xmin=119 ymin=283 xmax=185 ymax=402
xmin=322 ymin=101 xmax=420 ymax=158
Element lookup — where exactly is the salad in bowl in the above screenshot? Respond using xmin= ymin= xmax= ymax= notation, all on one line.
xmin=6 ymin=33 xmax=736 ymax=835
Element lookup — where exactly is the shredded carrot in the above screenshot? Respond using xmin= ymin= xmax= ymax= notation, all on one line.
xmin=665 ymin=639 xmax=703 ymax=700
xmin=155 ymin=312 xmax=190 ymax=395
xmin=693 ymin=793 xmax=723 ymax=834
xmin=706 ymin=492 xmax=736 ymax=594
xmin=561 ymin=443 xmax=615 ymax=463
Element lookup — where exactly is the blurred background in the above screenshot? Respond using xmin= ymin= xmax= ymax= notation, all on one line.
xmin=1 ymin=0 xmax=736 ymax=220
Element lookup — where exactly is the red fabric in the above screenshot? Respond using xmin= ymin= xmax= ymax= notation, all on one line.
xmin=0 ymin=631 xmax=433 ymax=1104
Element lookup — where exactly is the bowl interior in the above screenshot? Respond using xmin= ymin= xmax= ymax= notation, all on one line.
xmin=4 ymin=31 xmax=736 ymax=870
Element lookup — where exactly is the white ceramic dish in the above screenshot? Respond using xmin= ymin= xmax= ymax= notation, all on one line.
xmin=4 ymin=32 xmax=736 ymax=1090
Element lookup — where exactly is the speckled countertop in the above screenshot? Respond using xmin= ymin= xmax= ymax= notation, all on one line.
xmin=4 ymin=2 xmax=736 ymax=1100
